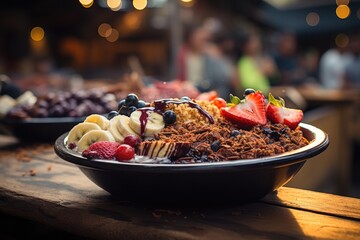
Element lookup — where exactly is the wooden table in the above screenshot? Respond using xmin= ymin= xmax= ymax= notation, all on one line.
xmin=1 ymin=135 xmax=360 ymax=240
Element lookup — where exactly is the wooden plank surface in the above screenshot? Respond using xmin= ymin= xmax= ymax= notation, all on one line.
xmin=1 ymin=141 xmax=360 ymax=240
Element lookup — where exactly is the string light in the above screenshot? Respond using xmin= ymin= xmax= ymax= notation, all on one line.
xmin=107 ymin=0 xmax=122 ymax=11
xmin=30 ymin=27 xmax=45 ymax=41
xmin=133 ymin=0 xmax=147 ymax=10
xmin=336 ymin=4 xmax=350 ymax=19
xmin=79 ymin=0 xmax=94 ymax=8
xmin=98 ymin=23 xmax=112 ymax=37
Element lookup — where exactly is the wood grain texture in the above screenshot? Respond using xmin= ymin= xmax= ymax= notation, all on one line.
xmin=0 ymin=143 xmax=360 ymax=240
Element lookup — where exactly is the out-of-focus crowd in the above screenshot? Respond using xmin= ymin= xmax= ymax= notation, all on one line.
xmin=175 ymin=21 xmax=360 ymax=99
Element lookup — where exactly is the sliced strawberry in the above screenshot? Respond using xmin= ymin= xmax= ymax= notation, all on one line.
xmin=266 ymin=93 xmax=303 ymax=129
xmin=220 ymin=92 xmax=266 ymax=128
xmin=82 ymin=141 xmax=120 ymax=160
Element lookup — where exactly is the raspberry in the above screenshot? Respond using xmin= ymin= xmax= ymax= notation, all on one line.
xmin=82 ymin=141 xmax=120 ymax=160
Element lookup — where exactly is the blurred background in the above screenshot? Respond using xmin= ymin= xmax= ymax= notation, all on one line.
xmin=0 ymin=0 xmax=359 ymax=197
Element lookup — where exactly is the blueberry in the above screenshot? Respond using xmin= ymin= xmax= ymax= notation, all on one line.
xmin=181 ymin=96 xmax=191 ymax=101
xmin=230 ymin=130 xmax=242 ymax=138
xmin=126 ymin=106 xmax=137 ymax=116
xmin=210 ymin=140 xmax=221 ymax=152
xmin=107 ymin=111 xmax=119 ymax=120
xmin=137 ymin=100 xmax=148 ymax=108
xmin=163 ymin=110 xmax=176 ymax=125
xmin=262 ymin=128 xmax=272 ymax=135
xmin=119 ymin=106 xmax=128 ymax=116
xmin=243 ymin=88 xmax=255 ymax=97
xmin=270 ymin=131 xmax=281 ymax=141
xmin=118 ymin=99 xmax=126 ymax=110
xmin=125 ymin=93 xmax=139 ymax=107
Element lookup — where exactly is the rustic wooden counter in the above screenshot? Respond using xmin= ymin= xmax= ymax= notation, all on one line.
xmin=0 ymin=135 xmax=359 ymax=240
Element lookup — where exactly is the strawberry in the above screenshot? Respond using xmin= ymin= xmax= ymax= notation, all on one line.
xmin=82 ymin=141 xmax=120 ymax=160
xmin=220 ymin=92 xmax=266 ymax=128
xmin=266 ymin=93 xmax=303 ymax=130
xmin=196 ymin=90 xmax=218 ymax=101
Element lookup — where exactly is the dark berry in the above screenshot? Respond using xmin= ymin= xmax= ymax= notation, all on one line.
xmin=270 ymin=131 xmax=281 ymax=141
xmin=123 ymin=135 xmax=141 ymax=148
xmin=243 ymin=88 xmax=255 ymax=97
xmin=107 ymin=111 xmax=119 ymax=120
xmin=262 ymin=128 xmax=272 ymax=135
xmin=119 ymin=106 xmax=128 ymax=116
xmin=163 ymin=110 xmax=177 ymax=125
xmin=137 ymin=100 xmax=148 ymax=108
xmin=181 ymin=96 xmax=191 ymax=101
xmin=118 ymin=99 xmax=126 ymax=110
xmin=230 ymin=130 xmax=242 ymax=138
xmin=125 ymin=93 xmax=139 ymax=107
xmin=210 ymin=140 xmax=221 ymax=152
xmin=127 ymin=106 xmax=137 ymax=116
xmin=68 ymin=142 xmax=77 ymax=150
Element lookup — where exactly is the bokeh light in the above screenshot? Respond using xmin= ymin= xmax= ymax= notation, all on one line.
xmin=335 ymin=33 xmax=349 ymax=48
xmin=124 ymin=11 xmax=142 ymax=30
xmin=30 ymin=27 xmax=45 ymax=41
xmin=306 ymin=12 xmax=320 ymax=26
xmin=107 ymin=0 xmax=122 ymax=11
xmin=106 ymin=28 xmax=119 ymax=42
xmin=336 ymin=0 xmax=349 ymax=5
xmin=180 ymin=0 xmax=194 ymax=7
xmin=98 ymin=23 xmax=112 ymax=37
xmin=79 ymin=0 xmax=94 ymax=8
xmin=336 ymin=5 xmax=350 ymax=19
xmin=357 ymin=8 xmax=360 ymax=19
xmin=133 ymin=0 xmax=147 ymax=10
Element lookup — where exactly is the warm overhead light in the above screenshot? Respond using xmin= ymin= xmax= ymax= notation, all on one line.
xmin=133 ymin=0 xmax=147 ymax=10
xmin=106 ymin=29 xmax=119 ymax=42
xmin=107 ymin=0 xmax=122 ymax=11
xmin=336 ymin=4 xmax=350 ymax=19
xmin=336 ymin=0 xmax=349 ymax=5
xmin=98 ymin=23 xmax=112 ymax=37
xmin=180 ymin=0 xmax=194 ymax=7
xmin=30 ymin=27 xmax=45 ymax=41
xmin=306 ymin=12 xmax=320 ymax=26
xmin=79 ymin=0 xmax=94 ymax=8
xmin=335 ymin=33 xmax=349 ymax=48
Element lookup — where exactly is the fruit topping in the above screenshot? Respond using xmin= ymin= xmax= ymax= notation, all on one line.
xmin=210 ymin=140 xmax=221 ymax=152
xmin=266 ymin=93 xmax=303 ymax=130
xmin=220 ymin=91 xmax=266 ymax=128
xmin=77 ymin=130 xmax=115 ymax=152
xmin=129 ymin=110 xmax=165 ymax=137
xmin=195 ymin=90 xmax=218 ymax=101
xmin=107 ymin=110 xmax=119 ymax=120
xmin=84 ymin=114 xmax=110 ymax=130
xmin=67 ymin=122 xmax=101 ymax=145
xmin=211 ymin=97 xmax=227 ymax=109
xmin=125 ymin=93 xmax=139 ymax=107
xmin=243 ymin=88 xmax=256 ymax=97
xmin=163 ymin=110 xmax=177 ymax=125
xmin=82 ymin=141 xmax=120 ymax=160
xmin=137 ymin=100 xmax=148 ymax=108
xmin=123 ymin=135 xmax=141 ymax=148
xmin=115 ymin=144 xmax=135 ymax=161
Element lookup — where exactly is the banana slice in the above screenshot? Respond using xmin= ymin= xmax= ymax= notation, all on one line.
xmin=77 ymin=130 xmax=115 ymax=152
xmin=84 ymin=114 xmax=110 ymax=130
xmin=137 ymin=141 xmax=190 ymax=159
xmin=129 ymin=110 xmax=165 ymax=137
xmin=117 ymin=115 xmax=140 ymax=137
xmin=67 ymin=122 xmax=101 ymax=145
xmin=108 ymin=115 xmax=125 ymax=142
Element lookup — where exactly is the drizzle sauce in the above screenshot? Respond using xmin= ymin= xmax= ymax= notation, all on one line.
xmin=153 ymin=99 xmax=214 ymax=124
xmin=136 ymin=99 xmax=214 ymax=137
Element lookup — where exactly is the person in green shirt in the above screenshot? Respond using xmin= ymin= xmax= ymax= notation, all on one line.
xmin=236 ymin=32 xmax=278 ymax=94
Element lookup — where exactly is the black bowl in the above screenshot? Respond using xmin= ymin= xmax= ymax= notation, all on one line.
xmin=54 ymin=123 xmax=329 ymax=203
xmin=0 ymin=117 xmax=85 ymax=142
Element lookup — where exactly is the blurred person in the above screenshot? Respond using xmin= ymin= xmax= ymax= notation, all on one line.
xmin=177 ymin=23 xmax=232 ymax=99
xmin=344 ymin=33 xmax=360 ymax=88
xmin=319 ymin=37 xmax=353 ymax=89
xmin=273 ymin=32 xmax=304 ymax=85
xmin=236 ymin=31 xmax=278 ymax=94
